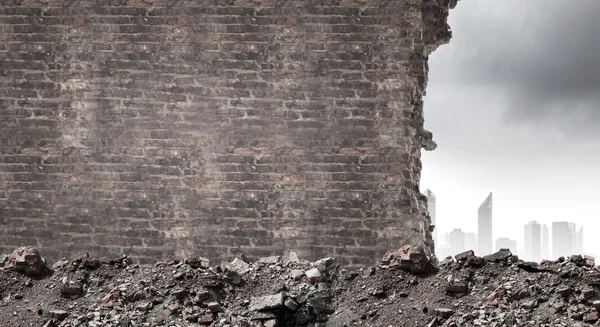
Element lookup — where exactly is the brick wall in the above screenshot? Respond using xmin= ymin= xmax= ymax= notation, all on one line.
xmin=0 ymin=0 xmax=457 ymax=266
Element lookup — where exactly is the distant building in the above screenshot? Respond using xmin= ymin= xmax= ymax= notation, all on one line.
xmin=436 ymin=232 xmax=452 ymax=259
xmin=552 ymin=221 xmax=575 ymax=258
xmin=524 ymin=221 xmax=542 ymax=262
xmin=465 ymin=233 xmax=478 ymax=253
xmin=425 ymin=189 xmax=437 ymax=249
xmin=450 ymin=229 xmax=466 ymax=255
xmin=541 ymin=224 xmax=550 ymax=260
xmin=478 ymin=193 xmax=493 ymax=255
xmin=496 ymin=238 xmax=517 ymax=253
xmin=575 ymin=227 xmax=584 ymax=254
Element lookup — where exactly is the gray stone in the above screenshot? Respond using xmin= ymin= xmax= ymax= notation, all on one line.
xmin=435 ymin=308 xmax=455 ymax=319
xmin=288 ymin=251 xmax=300 ymax=263
xmin=249 ymin=293 xmax=285 ymax=311
xmin=305 ymin=268 xmax=323 ymax=283
xmin=290 ymin=269 xmax=304 ymax=280
xmin=231 ymin=258 xmax=250 ymax=275
xmin=258 ymin=256 xmax=281 ymax=265
xmin=483 ymin=249 xmax=512 ymax=262
xmin=592 ymin=300 xmax=600 ymax=311
xmin=522 ymin=300 xmax=538 ymax=309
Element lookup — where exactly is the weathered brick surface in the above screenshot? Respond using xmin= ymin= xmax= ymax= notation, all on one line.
xmin=0 ymin=0 xmax=456 ymax=266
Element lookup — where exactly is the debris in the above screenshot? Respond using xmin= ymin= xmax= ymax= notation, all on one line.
xmin=249 ymin=293 xmax=285 ymax=311
xmin=1 ymin=246 xmax=599 ymax=327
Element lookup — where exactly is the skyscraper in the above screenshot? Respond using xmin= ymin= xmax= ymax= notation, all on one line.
xmin=450 ymin=229 xmax=466 ymax=255
xmin=495 ymin=238 xmax=517 ymax=252
xmin=524 ymin=221 xmax=542 ymax=262
xmin=541 ymin=224 xmax=550 ymax=260
xmin=575 ymin=227 xmax=584 ymax=254
xmin=425 ymin=189 xmax=437 ymax=248
xmin=552 ymin=221 xmax=575 ymax=258
xmin=465 ymin=232 xmax=478 ymax=253
xmin=478 ymin=193 xmax=493 ymax=255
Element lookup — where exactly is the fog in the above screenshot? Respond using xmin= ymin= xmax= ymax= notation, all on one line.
xmin=421 ymin=0 xmax=600 ymax=260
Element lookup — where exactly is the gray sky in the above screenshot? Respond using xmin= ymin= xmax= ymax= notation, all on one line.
xmin=421 ymin=0 xmax=600 ymax=257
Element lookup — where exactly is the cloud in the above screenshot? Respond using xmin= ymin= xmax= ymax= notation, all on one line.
xmin=435 ymin=0 xmax=600 ymax=137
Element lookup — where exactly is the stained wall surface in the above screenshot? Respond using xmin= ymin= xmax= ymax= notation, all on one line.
xmin=0 ymin=0 xmax=456 ymax=266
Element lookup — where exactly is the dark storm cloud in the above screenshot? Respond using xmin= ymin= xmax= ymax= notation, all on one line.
xmin=444 ymin=0 xmax=600 ymax=135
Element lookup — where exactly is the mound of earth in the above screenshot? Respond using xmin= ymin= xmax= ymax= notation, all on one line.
xmin=1 ymin=246 xmax=600 ymax=327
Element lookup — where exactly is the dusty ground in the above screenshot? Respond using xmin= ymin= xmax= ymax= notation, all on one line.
xmin=1 ymin=247 xmax=600 ymax=327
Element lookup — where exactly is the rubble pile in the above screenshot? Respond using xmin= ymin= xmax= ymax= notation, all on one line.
xmin=2 ymin=246 xmax=600 ymax=327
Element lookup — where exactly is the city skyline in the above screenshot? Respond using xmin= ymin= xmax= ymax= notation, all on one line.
xmin=428 ymin=189 xmax=589 ymax=260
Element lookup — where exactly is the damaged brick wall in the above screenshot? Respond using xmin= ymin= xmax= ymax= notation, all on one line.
xmin=0 ymin=0 xmax=456 ymax=266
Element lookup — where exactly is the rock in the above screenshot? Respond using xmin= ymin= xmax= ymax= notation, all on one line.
xmin=135 ymin=302 xmax=152 ymax=311
xmin=389 ymin=245 xmax=433 ymax=274
xmin=60 ymin=284 xmax=84 ymax=296
xmin=446 ymin=282 xmax=469 ymax=294
xmin=163 ymin=303 xmax=180 ymax=317
xmin=548 ymin=302 xmax=566 ymax=314
xmin=483 ymin=249 xmax=512 ymax=262
xmin=263 ymin=319 xmax=277 ymax=327
xmin=258 ymin=256 xmax=280 ymax=265
xmin=582 ymin=288 xmax=596 ymax=299
xmin=231 ymin=258 xmax=250 ymax=275
xmin=207 ymin=301 xmax=221 ymax=312
xmin=467 ymin=256 xmax=485 ymax=267
xmin=3 ymin=247 xmax=50 ymax=276
xmin=288 ymin=251 xmax=300 ymax=263
xmin=454 ymin=250 xmax=474 ymax=261
xmin=172 ymin=288 xmax=188 ymax=299
xmin=199 ymin=314 xmax=214 ymax=324
xmin=249 ymin=293 xmax=285 ymax=311
xmin=592 ymin=300 xmax=600 ymax=311
xmin=49 ymin=310 xmax=69 ymax=320
xmin=52 ymin=259 xmax=69 ymax=271
xmin=558 ymin=286 xmax=573 ymax=297
xmin=290 ymin=269 xmax=304 ymax=280
xmin=284 ymin=297 xmax=298 ymax=311
xmin=305 ymin=268 xmax=323 ymax=283
xmin=521 ymin=300 xmax=538 ymax=309
xmin=82 ymin=258 xmax=100 ymax=269
xmin=435 ymin=308 xmax=455 ymax=319
xmin=585 ymin=311 xmax=599 ymax=322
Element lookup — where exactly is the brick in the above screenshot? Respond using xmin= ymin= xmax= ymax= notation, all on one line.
xmin=0 ymin=0 xmax=454 ymax=267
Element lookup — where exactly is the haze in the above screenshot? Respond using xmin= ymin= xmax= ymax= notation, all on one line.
xmin=421 ymin=0 xmax=600 ymax=259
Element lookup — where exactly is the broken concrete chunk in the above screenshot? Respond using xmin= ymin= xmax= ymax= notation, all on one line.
xmin=454 ymin=250 xmax=474 ymax=261
xmin=258 ymin=256 xmax=280 ymax=265
xmin=521 ymin=300 xmax=538 ymax=309
xmin=60 ymin=284 xmax=84 ymax=296
xmin=249 ymin=293 xmax=285 ymax=311
xmin=290 ymin=269 xmax=304 ymax=280
xmin=557 ymin=286 xmax=573 ymax=297
xmin=288 ymin=251 xmax=300 ymax=263
xmin=483 ymin=249 xmax=512 ymax=262
xmin=305 ymin=268 xmax=323 ymax=283
xmin=231 ymin=258 xmax=250 ymax=275
xmin=284 ymin=297 xmax=298 ymax=311
xmin=207 ymin=301 xmax=221 ymax=313
xmin=445 ymin=282 xmax=468 ymax=294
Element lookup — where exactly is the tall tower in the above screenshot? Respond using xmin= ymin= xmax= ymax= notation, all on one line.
xmin=552 ymin=221 xmax=575 ymax=258
xmin=450 ymin=228 xmax=465 ymax=255
xmin=541 ymin=224 xmax=550 ymax=260
xmin=425 ymin=189 xmax=437 ymax=249
xmin=477 ymin=193 xmax=493 ymax=255
xmin=524 ymin=221 xmax=541 ymax=262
